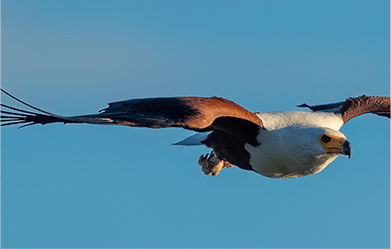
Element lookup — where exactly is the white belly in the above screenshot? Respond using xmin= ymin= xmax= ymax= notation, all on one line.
xmin=245 ymin=140 xmax=339 ymax=178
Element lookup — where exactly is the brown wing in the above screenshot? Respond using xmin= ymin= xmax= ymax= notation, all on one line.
xmin=298 ymin=95 xmax=390 ymax=124
xmin=100 ymin=96 xmax=263 ymax=130
xmin=1 ymin=89 xmax=263 ymax=130
xmin=339 ymin=95 xmax=390 ymax=123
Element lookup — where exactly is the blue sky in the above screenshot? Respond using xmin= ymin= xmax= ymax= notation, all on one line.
xmin=1 ymin=0 xmax=390 ymax=248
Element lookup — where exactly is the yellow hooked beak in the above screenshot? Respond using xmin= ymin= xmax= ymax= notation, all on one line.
xmin=319 ymin=134 xmax=352 ymax=159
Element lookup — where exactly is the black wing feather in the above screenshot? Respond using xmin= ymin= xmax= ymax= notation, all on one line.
xmin=298 ymin=95 xmax=390 ymax=124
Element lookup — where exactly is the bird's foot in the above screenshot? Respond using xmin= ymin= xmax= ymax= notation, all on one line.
xmin=198 ymin=150 xmax=234 ymax=176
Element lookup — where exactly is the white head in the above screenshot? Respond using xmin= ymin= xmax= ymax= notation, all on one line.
xmin=248 ymin=126 xmax=352 ymax=178
xmin=305 ymin=127 xmax=351 ymax=158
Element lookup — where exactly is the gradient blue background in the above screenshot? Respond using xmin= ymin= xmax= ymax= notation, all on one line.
xmin=1 ymin=0 xmax=390 ymax=248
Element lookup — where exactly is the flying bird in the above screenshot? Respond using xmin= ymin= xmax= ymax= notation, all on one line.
xmin=1 ymin=89 xmax=389 ymax=178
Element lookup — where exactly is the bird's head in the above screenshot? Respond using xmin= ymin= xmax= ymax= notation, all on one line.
xmin=251 ymin=126 xmax=353 ymax=178
xmin=267 ymin=126 xmax=352 ymax=160
xmin=316 ymin=128 xmax=352 ymax=159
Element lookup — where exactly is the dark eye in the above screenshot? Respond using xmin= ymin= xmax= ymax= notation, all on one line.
xmin=321 ymin=135 xmax=331 ymax=143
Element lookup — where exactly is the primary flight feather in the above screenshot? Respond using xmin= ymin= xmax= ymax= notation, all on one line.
xmin=1 ymin=89 xmax=389 ymax=178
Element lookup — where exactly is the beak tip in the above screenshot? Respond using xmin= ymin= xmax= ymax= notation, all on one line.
xmin=342 ymin=140 xmax=352 ymax=159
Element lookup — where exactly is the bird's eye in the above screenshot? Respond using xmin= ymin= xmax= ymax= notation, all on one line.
xmin=321 ymin=135 xmax=331 ymax=143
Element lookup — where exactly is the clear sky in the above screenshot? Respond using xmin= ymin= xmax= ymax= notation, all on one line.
xmin=1 ymin=0 xmax=390 ymax=248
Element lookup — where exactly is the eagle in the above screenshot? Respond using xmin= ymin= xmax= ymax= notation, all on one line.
xmin=1 ymin=89 xmax=389 ymax=178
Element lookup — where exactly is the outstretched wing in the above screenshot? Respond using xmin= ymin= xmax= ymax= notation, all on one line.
xmin=1 ymin=89 xmax=75 ymax=128
xmin=99 ymin=95 xmax=263 ymax=130
xmin=1 ymin=89 xmax=263 ymax=131
xmin=298 ymin=95 xmax=390 ymax=124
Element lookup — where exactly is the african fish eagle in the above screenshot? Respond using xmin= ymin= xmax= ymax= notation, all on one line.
xmin=1 ymin=89 xmax=389 ymax=178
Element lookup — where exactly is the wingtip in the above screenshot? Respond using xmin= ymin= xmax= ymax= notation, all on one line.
xmin=1 ymin=89 xmax=70 ymax=127
xmin=297 ymin=103 xmax=309 ymax=108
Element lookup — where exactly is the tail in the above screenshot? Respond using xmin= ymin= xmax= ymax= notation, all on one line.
xmin=172 ymin=132 xmax=211 ymax=146
xmin=1 ymin=89 xmax=112 ymax=128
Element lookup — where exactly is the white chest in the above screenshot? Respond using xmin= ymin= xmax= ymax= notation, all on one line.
xmin=245 ymin=132 xmax=339 ymax=178
xmin=246 ymin=111 xmax=344 ymax=178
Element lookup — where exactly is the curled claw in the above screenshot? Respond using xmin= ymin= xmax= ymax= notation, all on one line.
xmin=197 ymin=150 xmax=232 ymax=176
